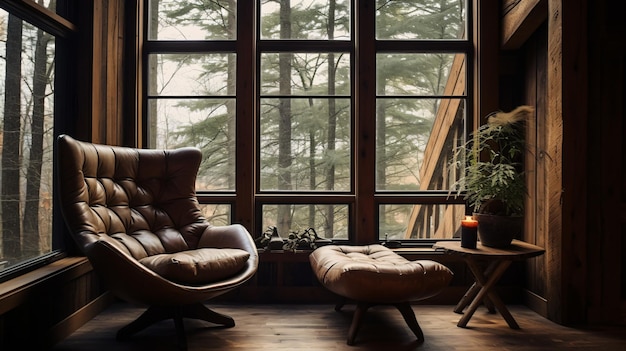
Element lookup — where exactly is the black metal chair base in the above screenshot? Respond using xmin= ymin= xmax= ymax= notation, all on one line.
xmin=116 ymin=303 xmax=235 ymax=351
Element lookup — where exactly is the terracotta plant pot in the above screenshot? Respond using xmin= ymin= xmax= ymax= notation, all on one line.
xmin=473 ymin=213 xmax=523 ymax=248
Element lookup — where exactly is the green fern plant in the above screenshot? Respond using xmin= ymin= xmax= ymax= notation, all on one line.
xmin=451 ymin=106 xmax=533 ymax=216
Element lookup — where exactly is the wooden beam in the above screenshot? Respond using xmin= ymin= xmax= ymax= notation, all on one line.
xmin=546 ymin=0 xmax=588 ymax=325
xmin=502 ymin=0 xmax=548 ymax=50
xmin=585 ymin=0 xmax=626 ymax=325
xmin=105 ymin=0 xmax=124 ymax=146
xmin=235 ymin=0 xmax=256 ymax=233
xmin=90 ymin=0 xmax=127 ymax=145
xmin=122 ymin=0 xmax=144 ymax=147
xmin=474 ymin=0 xmax=500 ymax=127
xmin=419 ymin=54 xmax=465 ymax=188
xmin=522 ymin=22 xmax=549 ymax=318
xmin=355 ymin=1 xmax=377 ymax=244
xmin=0 ymin=0 xmax=77 ymax=36
xmin=91 ymin=0 xmax=105 ymax=143
xmin=405 ymin=53 xmax=465 ymax=239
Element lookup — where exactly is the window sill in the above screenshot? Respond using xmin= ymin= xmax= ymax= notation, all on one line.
xmin=392 ymin=247 xmax=444 ymax=254
xmin=0 ymin=256 xmax=91 ymax=315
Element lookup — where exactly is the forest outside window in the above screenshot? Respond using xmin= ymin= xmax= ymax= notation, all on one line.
xmin=0 ymin=2 xmax=63 ymax=279
xmin=145 ymin=0 xmax=470 ymax=244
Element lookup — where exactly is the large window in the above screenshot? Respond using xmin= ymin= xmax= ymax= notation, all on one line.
xmin=0 ymin=1 xmax=70 ymax=279
xmin=145 ymin=0 xmax=470 ymax=243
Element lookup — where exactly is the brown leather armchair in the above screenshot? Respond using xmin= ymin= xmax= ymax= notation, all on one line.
xmin=56 ymin=134 xmax=258 ymax=350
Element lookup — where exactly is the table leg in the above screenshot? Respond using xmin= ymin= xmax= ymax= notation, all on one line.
xmin=483 ymin=294 xmax=496 ymax=314
xmin=457 ymin=260 xmax=513 ymax=328
xmin=454 ymin=282 xmax=479 ymax=313
xmin=466 ymin=259 xmax=519 ymax=328
xmin=454 ymin=261 xmax=498 ymax=314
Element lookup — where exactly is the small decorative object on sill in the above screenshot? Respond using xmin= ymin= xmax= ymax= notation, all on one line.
xmin=381 ymin=234 xmax=402 ymax=248
xmin=254 ymin=226 xmax=275 ymax=249
xmin=282 ymin=227 xmax=331 ymax=252
xmin=254 ymin=226 xmax=285 ymax=251
xmin=460 ymin=216 xmax=478 ymax=249
xmin=267 ymin=226 xmax=285 ymax=250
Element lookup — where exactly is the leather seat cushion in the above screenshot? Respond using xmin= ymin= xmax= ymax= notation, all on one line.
xmin=309 ymin=244 xmax=453 ymax=303
xmin=140 ymin=248 xmax=250 ymax=284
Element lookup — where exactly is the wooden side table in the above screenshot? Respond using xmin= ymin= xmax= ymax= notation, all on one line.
xmin=433 ymin=240 xmax=545 ymax=329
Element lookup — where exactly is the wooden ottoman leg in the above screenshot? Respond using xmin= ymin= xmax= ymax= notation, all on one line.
xmin=347 ymin=302 xmax=371 ymax=345
xmin=395 ymin=302 xmax=424 ymax=341
xmin=335 ymin=297 xmax=347 ymax=312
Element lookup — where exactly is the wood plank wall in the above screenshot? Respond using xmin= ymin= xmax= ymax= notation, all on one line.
xmin=503 ymin=0 xmax=626 ymax=326
xmin=89 ymin=0 xmax=138 ymax=146
xmin=0 ymin=258 xmax=111 ymax=349
xmin=586 ymin=0 xmax=626 ymax=325
xmin=521 ymin=23 xmax=549 ymax=316
xmin=549 ymin=0 xmax=589 ymax=326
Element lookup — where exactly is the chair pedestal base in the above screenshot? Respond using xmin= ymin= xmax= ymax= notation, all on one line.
xmin=116 ymin=303 xmax=235 ymax=351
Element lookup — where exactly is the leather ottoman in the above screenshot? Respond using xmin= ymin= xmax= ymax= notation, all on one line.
xmin=309 ymin=244 xmax=453 ymax=345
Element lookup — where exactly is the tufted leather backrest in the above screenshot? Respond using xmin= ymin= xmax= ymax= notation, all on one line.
xmin=57 ymin=134 xmax=210 ymax=260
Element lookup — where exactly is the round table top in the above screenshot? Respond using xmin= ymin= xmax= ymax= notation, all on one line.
xmin=433 ymin=239 xmax=545 ymax=260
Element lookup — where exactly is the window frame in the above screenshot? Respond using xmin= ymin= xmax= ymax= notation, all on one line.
xmin=142 ymin=0 xmax=473 ymax=246
xmin=0 ymin=0 xmax=76 ymax=283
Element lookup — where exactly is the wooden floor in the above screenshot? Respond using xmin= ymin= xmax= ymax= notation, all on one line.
xmin=51 ymin=301 xmax=626 ymax=351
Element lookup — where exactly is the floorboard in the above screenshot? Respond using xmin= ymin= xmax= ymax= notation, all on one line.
xmin=51 ymin=302 xmax=626 ymax=351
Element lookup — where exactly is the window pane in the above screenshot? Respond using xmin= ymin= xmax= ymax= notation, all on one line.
xmin=148 ymin=98 xmax=236 ymax=191
xmin=377 ymin=53 xmax=463 ymax=96
xmin=260 ymin=0 xmax=350 ymax=40
xmin=260 ymin=53 xmax=350 ymax=96
xmin=376 ymin=99 xmax=464 ymax=191
xmin=149 ymin=53 xmax=235 ymax=96
xmin=0 ymin=11 xmax=55 ymax=270
xmin=259 ymin=98 xmax=351 ymax=191
xmin=379 ymin=204 xmax=466 ymax=240
xmin=148 ymin=0 xmax=237 ymax=40
xmin=198 ymin=204 xmax=231 ymax=226
xmin=262 ymin=204 xmax=349 ymax=239
xmin=376 ymin=0 xmax=466 ymax=40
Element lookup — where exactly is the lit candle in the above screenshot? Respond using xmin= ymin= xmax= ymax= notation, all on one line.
xmin=461 ymin=216 xmax=478 ymax=249
xmin=461 ymin=216 xmax=478 ymax=228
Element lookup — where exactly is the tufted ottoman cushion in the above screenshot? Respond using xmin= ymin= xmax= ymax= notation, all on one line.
xmin=309 ymin=244 xmax=453 ymax=345
xmin=310 ymin=244 xmax=453 ymax=303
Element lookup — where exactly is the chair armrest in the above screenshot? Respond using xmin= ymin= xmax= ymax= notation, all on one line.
xmin=197 ymin=224 xmax=259 ymax=284
xmin=197 ymin=224 xmax=256 ymax=253
xmin=84 ymin=238 xmax=177 ymax=305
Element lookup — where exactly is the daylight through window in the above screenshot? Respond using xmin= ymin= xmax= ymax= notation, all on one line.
xmin=145 ymin=0 xmax=471 ymax=243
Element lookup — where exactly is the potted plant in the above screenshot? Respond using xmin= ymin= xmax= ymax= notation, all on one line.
xmin=451 ymin=105 xmax=534 ymax=247
xmin=282 ymin=227 xmax=331 ymax=252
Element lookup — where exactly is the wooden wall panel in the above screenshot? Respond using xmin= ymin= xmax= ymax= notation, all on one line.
xmin=522 ymin=23 xmax=548 ymax=310
xmin=502 ymin=0 xmax=617 ymax=325
xmin=586 ymin=0 xmax=626 ymax=325
xmin=545 ymin=0 xmax=588 ymax=325
xmin=473 ymin=0 xmax=500 ymax=127
xmin=90 ymin=0 xmax=128 ymax=145
xmin=0 ymin=258 xmax=110 ymax=349
xmin=121 ymin=0 xmax=143 ymax=147
xmin=501 ymin=0 xmax=547 ymax=50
